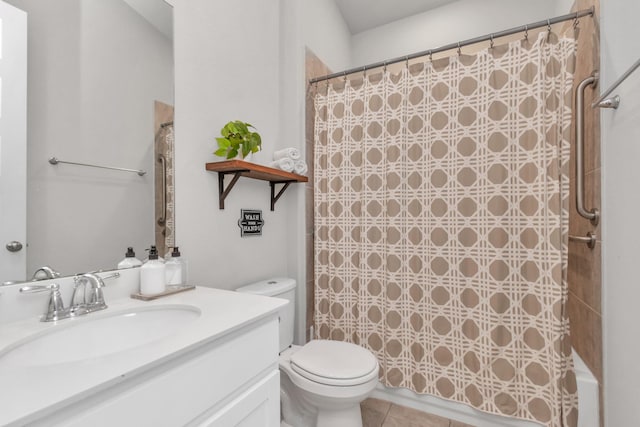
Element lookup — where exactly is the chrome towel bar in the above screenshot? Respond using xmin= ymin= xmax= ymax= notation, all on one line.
xmin=48 ymin=157 xmax=146 ymax=176
xmin=569 ymin=232 xmax=596 ymax=249
xmin=592 ymin=57 xmax=640 ymax=109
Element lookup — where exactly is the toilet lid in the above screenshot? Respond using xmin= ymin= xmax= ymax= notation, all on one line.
xmin=290 ymin=340 xmax=378 ymax=386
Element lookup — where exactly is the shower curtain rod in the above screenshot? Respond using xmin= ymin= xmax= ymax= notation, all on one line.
xmin=309 ymin=7 xmax=594 ymax=84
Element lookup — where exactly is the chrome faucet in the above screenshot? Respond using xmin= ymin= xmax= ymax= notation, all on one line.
xmin=21 ymin=271 xmax=120 ymax=322
xmin=31 ymin=265 xmax=61 ymax=281
xmin=70 ymin=272 xmax=119 ymax=314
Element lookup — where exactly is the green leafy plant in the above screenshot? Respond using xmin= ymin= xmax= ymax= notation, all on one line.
xmin=214 ymin=120 xmax=262 ymax=159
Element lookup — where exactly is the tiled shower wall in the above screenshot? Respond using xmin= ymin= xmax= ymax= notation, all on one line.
xmin=567 ymin=0 xmax=603 ymax=423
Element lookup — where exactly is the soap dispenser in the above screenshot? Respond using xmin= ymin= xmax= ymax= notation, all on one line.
xmin=117 ymin=247 xmax=142 ymax=269
xmin=140 ymin=245 xmax=166 ymax=295
xmin=165 ymin=246 xmax=185 ymax=286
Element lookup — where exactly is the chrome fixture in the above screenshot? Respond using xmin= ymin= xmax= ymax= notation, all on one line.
xmin=575 ymin=74 xmax=600 ymax=226
xmin=569 ymin=232 xmax=597 ymax=249
xmin=20 ymin=271 xmax=119 ymax=322
xmin=48 ymin=156 xmax=146 ymax=176
xmin=596 ymin=95 xmax=620 ymax=109
xmin=5 ymin=241 xmax=23 ymax=253
xmin=19 ymin=283 xmax=67 ymax=322
xmin=71 ymin=272 xmax=120 ymax=315
xmin=31 ymin=265 xmax=61 ymax=281
xmin=592 ymin=57 xmax=640 ymax=109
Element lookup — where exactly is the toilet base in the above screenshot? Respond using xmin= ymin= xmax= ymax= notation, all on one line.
xmin=280 ymin=373 xmax=366 ymax=427
xmin=316 ymin=405 xmax=363 ymax=427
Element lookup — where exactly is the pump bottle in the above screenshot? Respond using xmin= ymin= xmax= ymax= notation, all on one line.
xmin=140 ymin=245 xmax=165 ymax=295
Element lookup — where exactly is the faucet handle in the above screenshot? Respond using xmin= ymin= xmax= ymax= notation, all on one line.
xmin=19 ymin=283 xmax=56 ymax=293
xmin=20 ymin=283 xmax=68 ymax=322
xmin=94 ymin=272 xmax=120 ymax=286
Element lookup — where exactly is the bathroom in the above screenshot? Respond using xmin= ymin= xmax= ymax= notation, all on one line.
xmin=0 ymin=0 xmax=637 ymax=426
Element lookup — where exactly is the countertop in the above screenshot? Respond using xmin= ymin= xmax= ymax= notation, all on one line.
xmin=0 ymin=286 xmax=286 ymax=426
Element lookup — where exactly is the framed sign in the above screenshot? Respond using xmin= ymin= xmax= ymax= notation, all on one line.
xmin=238 ymin=209 xmax=264 ymax=237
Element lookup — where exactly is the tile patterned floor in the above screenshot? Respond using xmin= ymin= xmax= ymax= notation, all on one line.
xmin=361 ymin=398 xmax=476 ymax=427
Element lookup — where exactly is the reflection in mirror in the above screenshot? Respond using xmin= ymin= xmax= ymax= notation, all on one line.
xmin=2 ymin=0 xmax=174 ymax=283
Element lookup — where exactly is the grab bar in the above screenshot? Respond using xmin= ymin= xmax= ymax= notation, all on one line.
xmin=49 ymin=157 xmax=146 ymax=176
xmin=157 ymin=155 xmax=167 ymax=225
xmin=575 ymin=75 xmax=600 ymax=225
xmin=569 ymin=233 xmax=596 ymax=249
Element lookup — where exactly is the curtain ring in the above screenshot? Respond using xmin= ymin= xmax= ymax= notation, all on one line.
xmin=383 ymin=61 xmax=387 ymax=74
xmin=362 ymin=66 xmax=367 ymax=79
xmin=457 ymin=42 xmax=461 ymax=56
xmin=405 ymin=56 xmax=409 ymax=68
xmin=573 ymin=12 xmax=579 ymax=29
xmin=490 ymin=34 xmax=494 ymax=49
xmin=428 ymin=50 xmax=433 ymax=62
xmin=343 ymin=71 xmax=347 ymax=82
xmin=547 ymin=19 xmax=552 ymax=40
xmin=524 ymin=24 xmax=529 ymax=41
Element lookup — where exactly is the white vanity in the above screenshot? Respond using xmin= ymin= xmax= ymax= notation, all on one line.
xmin=0 ymin=269 xmax=285 ymax=426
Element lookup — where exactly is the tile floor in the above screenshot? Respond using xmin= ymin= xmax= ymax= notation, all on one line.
xmin=361 ymin=398 xmax=476 ymax=427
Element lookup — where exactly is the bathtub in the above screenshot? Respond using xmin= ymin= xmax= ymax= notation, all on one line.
xmin=370 ymin=350 xmax=599 ymax=427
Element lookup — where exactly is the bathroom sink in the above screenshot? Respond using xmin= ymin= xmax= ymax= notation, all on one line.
xmin=0 ymin=305 xmax=201 ymax=366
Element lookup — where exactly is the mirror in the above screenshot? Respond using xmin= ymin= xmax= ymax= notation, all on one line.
xmin=3 ymin=0 xmax=173 ymax=283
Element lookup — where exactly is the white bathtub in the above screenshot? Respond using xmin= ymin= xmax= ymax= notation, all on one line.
xmin=370 ymin=350 xmax=599 ymax=427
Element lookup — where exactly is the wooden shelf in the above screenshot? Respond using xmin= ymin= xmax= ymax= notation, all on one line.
xmin=205 ymin=160 xmax=308 ymax=211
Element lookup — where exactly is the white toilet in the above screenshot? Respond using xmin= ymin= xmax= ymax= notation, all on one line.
xmin=237 ymin=278 xmax=379 ymax=427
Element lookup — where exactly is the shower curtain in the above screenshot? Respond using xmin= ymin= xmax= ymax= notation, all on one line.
xmin=313 ymin=33 xmax=578 ymax=427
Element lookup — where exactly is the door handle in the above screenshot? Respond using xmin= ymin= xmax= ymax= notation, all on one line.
xmin=6 ymin=241 xmax=23 ymax=252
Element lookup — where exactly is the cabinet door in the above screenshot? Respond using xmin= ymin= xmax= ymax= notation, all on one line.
xmin=31 ymin=318 xmax=279 ymax=427
xmin=197 ymin=370 xmax=279 ymax=427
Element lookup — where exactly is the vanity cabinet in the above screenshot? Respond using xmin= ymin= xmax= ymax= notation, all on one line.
xmin=25 ymin=316 xmax=280 ymax=427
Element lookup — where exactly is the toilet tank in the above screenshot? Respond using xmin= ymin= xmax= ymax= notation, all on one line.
xmin=236 ymin=278 xmax=296 ymax=352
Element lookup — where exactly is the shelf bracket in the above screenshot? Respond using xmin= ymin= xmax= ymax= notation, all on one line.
xmin=270 ymin=181 xmax=293 ymax=211
xmin=217 ymin=171 xmax=245 ymax=209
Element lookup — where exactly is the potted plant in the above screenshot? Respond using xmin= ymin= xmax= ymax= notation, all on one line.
xmin=214 ymin=120 xmax=262 ymax=160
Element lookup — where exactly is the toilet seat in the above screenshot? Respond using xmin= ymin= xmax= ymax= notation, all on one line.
xmin=290 ymin=340 xmax=379 ymax=386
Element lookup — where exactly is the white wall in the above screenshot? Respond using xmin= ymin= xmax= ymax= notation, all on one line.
xmin=600 ymin=0 xmax=640 ymax=424
xmin=6 ymin=0 xmax=173 ymax=278
xmin=170 ymin=0 xmax=351 ymax=345
xmin=555 ymin=0 xmax=576 ymax=17
xmin=350 ymin=0 xmax=567 ymax=67
xmin=302 ymin=0 xmax=352 ymax=72
xmin=172 ymin=0 xmax=293 ymax=291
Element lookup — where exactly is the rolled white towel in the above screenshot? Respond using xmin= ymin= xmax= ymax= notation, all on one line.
xmin=273 ymin=147 xmax=301 ymax=161
xmin=294 ymin=159 xmax=308 ymax=175
xmin=270 ymin=158 xmax=295 ymax=173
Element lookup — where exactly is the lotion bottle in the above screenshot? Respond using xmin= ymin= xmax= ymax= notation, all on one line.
xmin=117 ymin=247 xmax=142 ymax=269
xmin=165 ymin=246 xmax=184 ymax=286
xmin=140 ymin=245 xmax=165 ymax=295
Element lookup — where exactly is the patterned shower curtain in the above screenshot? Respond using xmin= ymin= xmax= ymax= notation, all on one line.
xmin=313 ymin=33 xmax=578 ymax=427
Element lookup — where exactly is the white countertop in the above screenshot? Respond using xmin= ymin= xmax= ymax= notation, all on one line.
xmin=0 ymin=286 xmax=286 ymax=426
